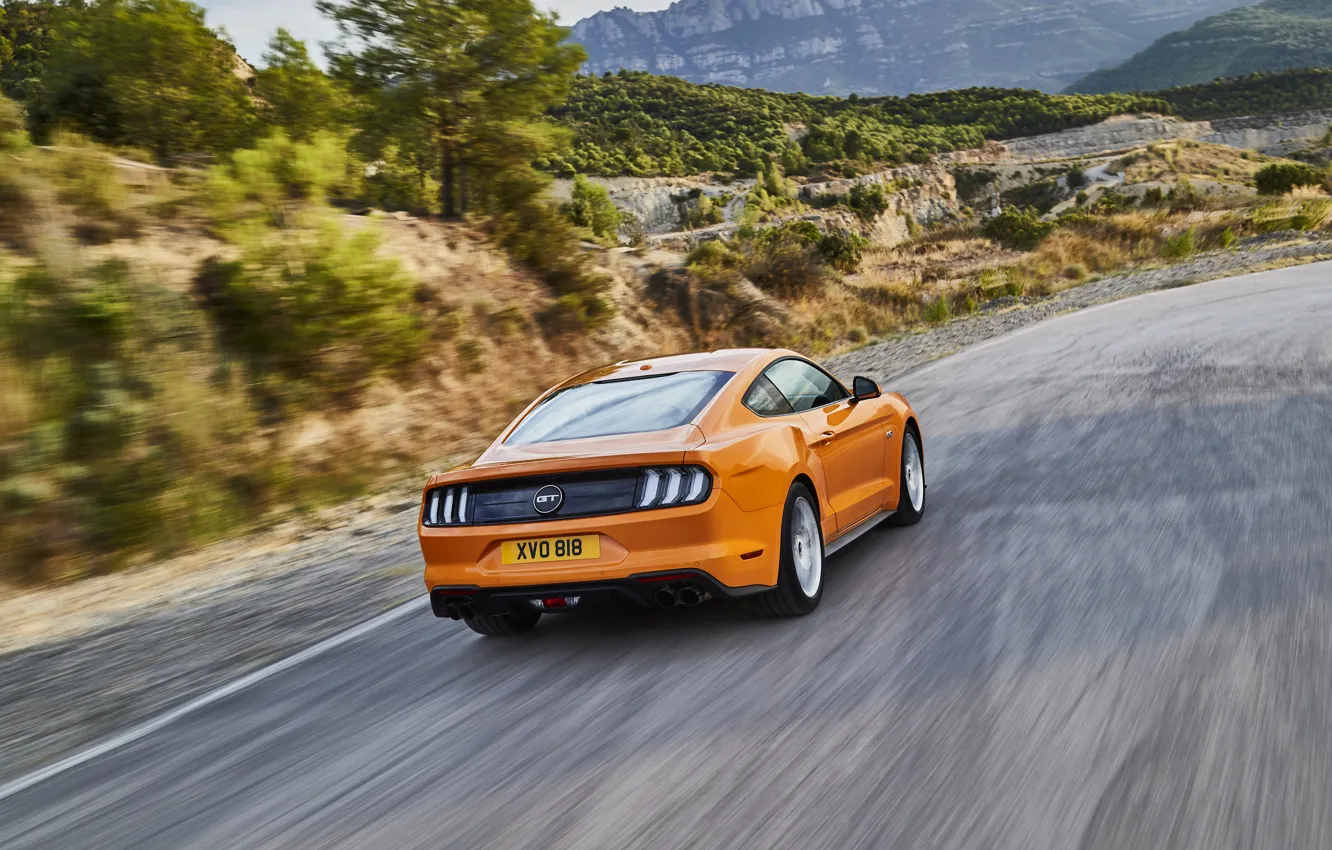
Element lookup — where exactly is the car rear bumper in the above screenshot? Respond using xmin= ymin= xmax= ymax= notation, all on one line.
xmin=429 ymin=569 xmax=770 ymax=618
xmin=419 ymin=489 xmax=782 ymax=593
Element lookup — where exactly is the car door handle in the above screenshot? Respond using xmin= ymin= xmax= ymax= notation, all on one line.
xmin=812 ymin=430 xmax=836 ymax=446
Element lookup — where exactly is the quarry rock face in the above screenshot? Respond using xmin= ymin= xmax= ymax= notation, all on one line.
xmin=570 ymin=0 xmax=1248 ymax=96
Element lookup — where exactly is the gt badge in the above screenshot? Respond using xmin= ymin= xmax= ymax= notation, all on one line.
xmin=533 ymin=484 xmax=564 ymax=515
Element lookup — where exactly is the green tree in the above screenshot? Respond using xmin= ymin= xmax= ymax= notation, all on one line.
xmin=1 ymin=0 xmax=66 ymax=108
xmin=39 ymin=0 xmax=255 ymax=158
xmin=318 ymin=0 xmax=584 ymax=218
xmin=254 ymin=28 xmax=342 ymax=141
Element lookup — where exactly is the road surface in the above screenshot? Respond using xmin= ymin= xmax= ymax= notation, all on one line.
xmin=4 ymin=262 xmax=1332 ymax=849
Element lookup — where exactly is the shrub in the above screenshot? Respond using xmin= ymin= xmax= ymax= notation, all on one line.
xmin=739 ymin=223 xmax=830 ymax=298
xmin=952 ymin=168 xmax=998 ymax=203
xmin=847 ymin=182 xmax=891 ymax=221
xmin=565 ymin=175 xmax=622 ymax=240
xmin=200 ymin=136 xmax=423 ymax=412
xmin=687 ymin=239 xmax=741 ymax=268
xmin=1252 ymin=201 xmax=1296 ymax=233
xmin=1160 ymin=229 xmax=1196 ymax=260
xmin=194 ymin=218 xmax=423 ymax=412
xmin=1093 ymin=189 xmax=1134 ymax=215
xmin=1255 ymin=163 xmax=1327 ymax=195
xmin=983 ymin=205 xmax=1055 ymax=251
xmin=0 ymin=95 xmax=29 ymax=151
xmin=817 ymin=229 xmax=869 ymax=273
xmin=1142 ymin=187 xmax=1166 ymax=206
xmin=1066 ymin=166 xmax=1086 ymax=189
xmin=1168 ymin=179 xmax=1205 ymax=212
xmin=1001 ymin=179 xmax=1067 ymax=215
xmin=1293 ymin=199 xmax=1332 ymax=231
xmin=975 ymin=267 xmax=1025 ymax=298
xmin=538 ymin=291 xmax=613 ymax=335
xmin=490 ymin=167 xmax=613 ymax=304
xmin=923 ymin=296 xmax=951 ymax=323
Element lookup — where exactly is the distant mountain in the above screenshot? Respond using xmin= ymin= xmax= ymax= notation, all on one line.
xmin=569 ymin=0 xmax=1250 ymax=97
xmin=1068 ymin=0 xmax=1332 ymax=93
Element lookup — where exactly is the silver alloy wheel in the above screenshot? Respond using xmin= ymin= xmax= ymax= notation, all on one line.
xmin=903 ymin=435 xmax=925 ymax=512
xmin=791 ymin=496 xmax=823 ymax=598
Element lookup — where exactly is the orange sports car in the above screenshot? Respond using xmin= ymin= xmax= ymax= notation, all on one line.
xmin=418 ymin=348 xmax=926 ymax=636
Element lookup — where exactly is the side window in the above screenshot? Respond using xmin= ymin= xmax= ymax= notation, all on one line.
xmin=743 ymin=374 xmax=795 ymax=416
xmin=764 ymin=359 xmax=848 ymax=413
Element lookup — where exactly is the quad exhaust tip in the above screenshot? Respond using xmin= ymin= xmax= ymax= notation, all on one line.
xmin=437 ymin=599 xmax=475 ymax=620
xmin=654 ymin=582 xmax=709 ymax=608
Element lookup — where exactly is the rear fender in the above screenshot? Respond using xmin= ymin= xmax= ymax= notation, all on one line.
xmin=688 ymin=424 xmax=829 ymax=517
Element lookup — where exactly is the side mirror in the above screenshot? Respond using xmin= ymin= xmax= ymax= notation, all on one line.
xmin=852 ymin=376 xmax=881 ymax=402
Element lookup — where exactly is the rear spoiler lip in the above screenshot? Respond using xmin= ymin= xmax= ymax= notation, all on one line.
xmin=426 ymin=448 xmax=695 ymax=488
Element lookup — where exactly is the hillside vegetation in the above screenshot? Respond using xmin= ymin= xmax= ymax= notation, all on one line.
xmin=550 ymin=70 xmax=1332 ymax=179
xmin=549 ymin=72 xmax=1169 ymax=178
xmin=1148 ymin=69 xmax=1332 ymax=120
xmin=1069 ymin=0 xmax=1332 ymax=94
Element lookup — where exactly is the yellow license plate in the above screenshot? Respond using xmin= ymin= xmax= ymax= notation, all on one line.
xmin=501 ymin=535 xmax=600 ymax=565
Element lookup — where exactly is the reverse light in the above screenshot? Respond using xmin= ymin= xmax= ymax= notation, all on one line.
xmin=637 ymin=466 xmax=712 ymax=509
xmin=423 ymin=485 xmax=470 ymax=526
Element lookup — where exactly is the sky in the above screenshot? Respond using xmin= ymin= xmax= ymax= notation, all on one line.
xmin=201 ymin=0 xmax=676 ymax=66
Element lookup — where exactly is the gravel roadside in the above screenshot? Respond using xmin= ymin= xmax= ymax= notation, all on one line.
xmin=3 ymin=235 xmax=1329 ymax=785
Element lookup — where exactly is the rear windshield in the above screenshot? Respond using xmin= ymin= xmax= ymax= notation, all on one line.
xmin=506 ymin=371 xmax=734 ymax=445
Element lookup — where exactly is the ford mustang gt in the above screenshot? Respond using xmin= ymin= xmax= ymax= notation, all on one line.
xmin=418 ymin=349 xmax=926 ymax=636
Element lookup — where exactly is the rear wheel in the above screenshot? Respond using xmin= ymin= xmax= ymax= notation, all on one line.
xmin=753 ymin=483 xmax=824 ymax=618
xmin=466 ymin=606 xmax=541 ymax=636
xmin=890 ymin=425 xmax=926 ymax=526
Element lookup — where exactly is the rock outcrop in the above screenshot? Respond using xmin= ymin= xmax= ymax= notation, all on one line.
xmin=1003 ymin=111 xmax=1332 ymax=159
xmin=570 ymin=0 xmax=1248 ymax=96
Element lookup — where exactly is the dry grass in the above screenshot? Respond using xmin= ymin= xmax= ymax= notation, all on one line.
xmin=1115 ymin=141 xmax=1291 ymax=187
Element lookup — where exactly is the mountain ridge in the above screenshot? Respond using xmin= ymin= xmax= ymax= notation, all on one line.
xmin=1068 ymin=0 xmax=1332 ymax=93
xmin=570 ymin=0 xmax=1251 ymax=96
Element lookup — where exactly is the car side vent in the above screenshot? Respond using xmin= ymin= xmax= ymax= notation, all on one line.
xmin=636 ymin=466 xmax=713 ymax=509
xmin=423 ymin=485 xmax=470 ymax=527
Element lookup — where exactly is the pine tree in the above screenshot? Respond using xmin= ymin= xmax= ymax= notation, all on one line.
xmin=255 ymin=29 xmax=343 ymax=142
xmin=318 ymin=0 xmax=584 ymax=218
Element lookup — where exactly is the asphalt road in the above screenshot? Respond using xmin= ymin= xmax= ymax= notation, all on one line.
xmin=4 ymin=262 xmax=1332 ymax=849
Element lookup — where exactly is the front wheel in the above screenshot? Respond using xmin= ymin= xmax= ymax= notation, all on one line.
xmin=753 ymin=483 xmax=824 ymax=618
xmin=889 ymin=426 xmax=926 ymax=526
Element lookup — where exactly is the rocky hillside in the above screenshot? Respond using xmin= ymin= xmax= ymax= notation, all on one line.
xmin=569 ymin=0 xmax=1248 ymax=96
xmin=1069 ymin=0 xmax=1332 ymax=93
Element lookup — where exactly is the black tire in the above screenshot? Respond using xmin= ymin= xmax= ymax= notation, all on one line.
xmin=889 ymin=425 xmax=926 ymax=527
xmin=753 ymin=482 xmax=824 ymax=618
xmin=465 ymin=606 xmax=541 ymax=636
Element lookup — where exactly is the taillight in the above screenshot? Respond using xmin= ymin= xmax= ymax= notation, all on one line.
xmin=423 ymin=485 xmax=470 ymax=526
xmin=637 ymin=466 xmax=712 ymax=509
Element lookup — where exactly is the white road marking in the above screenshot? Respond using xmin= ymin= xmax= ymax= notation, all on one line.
xmin=0 ymin=595 xmax=430 ymax=803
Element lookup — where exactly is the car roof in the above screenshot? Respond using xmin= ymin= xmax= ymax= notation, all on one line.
xmin=558 ymin=349 xmax=775 ymax=389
